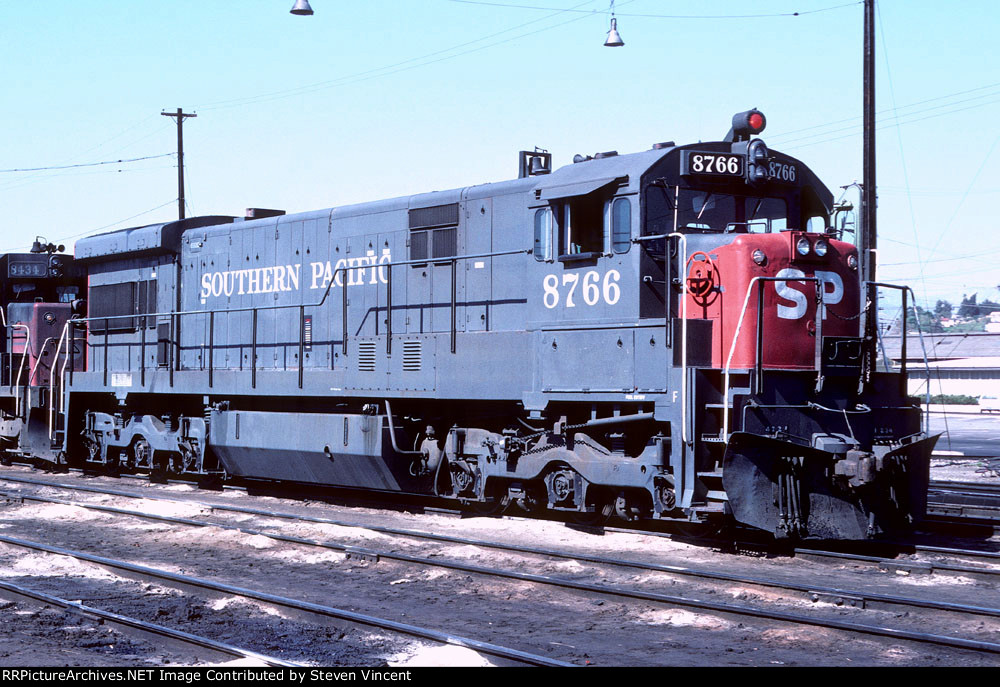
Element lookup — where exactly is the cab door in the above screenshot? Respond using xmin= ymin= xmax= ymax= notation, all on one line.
xmin=462 ymin=193 xmax=491 ymax=332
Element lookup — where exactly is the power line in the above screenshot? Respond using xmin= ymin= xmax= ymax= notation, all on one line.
xmin=447 ymin=0 xmax=860 ymax=19
xmin=0 ymin=153 xmax=174 ymax=174
xmin=0 ymin=198 xmax=180 ymax=253
xmin=768 ymin=80 xmax=1000 ymax=141
xmin=201 ymin=0 xmax=603 ymax=111
xmin=917 ymin=132 xmax=1000 ymax=281
xmin=55 ymin=199 xmax=180 ymax=245
xmin=776 ymin=91 xmax=1000 ymax=148
xmin=780 ymin=95 xmax=1000 ymax=150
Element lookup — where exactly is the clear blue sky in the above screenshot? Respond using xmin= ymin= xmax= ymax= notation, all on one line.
xmin=1 ymin=0 xmax=997 ymax=308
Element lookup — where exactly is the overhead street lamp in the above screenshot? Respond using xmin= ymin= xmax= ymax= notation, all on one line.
xmin=290 ymin=0 xmax=314 ymax=16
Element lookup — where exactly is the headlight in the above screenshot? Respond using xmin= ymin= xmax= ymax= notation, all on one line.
xmin=814 ymin=239 xmax=829 ymax=257
xmin=847 ymin=254 xmax=858 ymax=270
xmin=796 ymin=237 xmax=811 ymax=256
xmin=751 ymin=249 xmax=767 ymax=265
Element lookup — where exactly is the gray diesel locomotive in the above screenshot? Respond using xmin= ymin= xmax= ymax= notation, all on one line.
xmin=5 ymin=111 xmax=936 ymax=539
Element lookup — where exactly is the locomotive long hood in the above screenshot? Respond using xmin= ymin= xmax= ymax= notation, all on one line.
xmin=722 ymin=432 xmax=938 ymax=540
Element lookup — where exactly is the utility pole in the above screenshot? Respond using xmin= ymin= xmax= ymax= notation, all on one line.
xmin=861 ymin=0 xmax=876 ymax=283
xmin=161 ymin=108 xmax=197 ymax=220
xmin=859 ymin=0 xmax=878 ymax=386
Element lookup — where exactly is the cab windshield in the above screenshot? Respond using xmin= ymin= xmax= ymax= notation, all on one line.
xmin=645 ymin=184 xmax=788 ymax=235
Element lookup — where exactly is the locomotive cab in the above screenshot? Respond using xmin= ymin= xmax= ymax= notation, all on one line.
xmin=631 ymin=112 xmax=934 ymax=539
xmin=525 ymin=110 xmax=933 ymax=538
xmin=0 ymin=243 xmax=85 ymax=462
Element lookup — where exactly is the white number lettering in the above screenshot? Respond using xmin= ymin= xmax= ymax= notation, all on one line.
xmin=544 ymin=270 xmax=621 ymax=308
xmin=562 ymin=273 xmax=580 ymax=307
xmin=583 ymin=270 xmax=600 ymax=306
xmin=543 ymin=274 xmax=559 ymax=309
xmin=603 ymin=270 xmax=621 ymax=305
xmin=692 ymin=155 xmax=704 ymax=172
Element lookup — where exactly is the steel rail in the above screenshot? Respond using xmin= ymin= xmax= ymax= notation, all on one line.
xmin=0 ymin=579 xmax=300 ymax=667
xmin=8 ymin=484 xmax=1000 ymax=651
xmin=906 ymin=543 xmax=1000 ymax=564
xmin=4 ymin=470 xmax=1000 ymax=572
xmin=792 ymin=547 xmax=1000 ymax=579
xmin=924 ymin=512 xmax=1000 ymax=531
xmin=0 ymin=534 xmax=573 ymax=668
xmin=929 ymin=480 xmax=1000 ymax=496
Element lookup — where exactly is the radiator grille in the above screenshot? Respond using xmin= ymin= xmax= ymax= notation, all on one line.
xmin=402 ymin=341 xmax=422 ymax=372
xmin=358 ymin=341 xmax=377 ymax=372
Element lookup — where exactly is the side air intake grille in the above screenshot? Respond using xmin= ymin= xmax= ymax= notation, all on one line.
xmin=358 ymin=342 xmax=377 ymax=372
xmin=409 ymin=203 xmax=459 ymax=229
xmin=402 ymin=341 xmax=422 ymax=372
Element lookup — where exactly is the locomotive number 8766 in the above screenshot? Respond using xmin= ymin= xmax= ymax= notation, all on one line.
xmin=1 ymin=110 xmax=935 ymax=540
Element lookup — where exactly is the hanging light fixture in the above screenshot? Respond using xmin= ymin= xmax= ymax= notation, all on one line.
xmin=290 ymin=0 xmax=314 ymax=15
xmin=604 ymin=18 xmax=624 ymax=47
xmin=604 ymin=2 xmax=624 ymax=47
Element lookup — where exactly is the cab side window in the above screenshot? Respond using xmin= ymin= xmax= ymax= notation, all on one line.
xmin=533 ymin=208 xmax=552 ymax=261
xmin=611 ymin=197 xmax=631 ymax=253
xmin=558 ymin=194 xmax=606 ymax=256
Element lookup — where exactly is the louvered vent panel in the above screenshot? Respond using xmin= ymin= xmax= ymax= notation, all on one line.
xmin=358 ymin=342 xmax=377 ymax=372
xmin=402 ymin=341 xmax=422 ymax=372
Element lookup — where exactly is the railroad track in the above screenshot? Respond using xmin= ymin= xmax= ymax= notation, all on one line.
xmin=927 ymin=479 xmax=1000 ymax=524
xmin=6 ymin=468 xmax=999 ymax=570
xmin=2 ymin=470 xmax=1000 ymax=664
xmin=0 ymin=579 xmax=299 ymax=667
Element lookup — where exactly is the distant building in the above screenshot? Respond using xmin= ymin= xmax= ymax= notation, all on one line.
xmin=880 ymin=332 xmax=1000 ymax=397
xmin=987 ymin=313 xmax=1000 ymax=333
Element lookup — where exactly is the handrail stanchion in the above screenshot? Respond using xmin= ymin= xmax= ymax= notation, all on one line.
xmin=900 ymin=287 xmax=908 ymax=382
xmin=298 ymin=305 xmax=305 ymax=389
xmin=755 ymin=282 xmax=764 ymax=395
xmin=140 ymin=320 xmax=146 ymax=387
xmin=48 ymin=323 xmax=70 ymax=441
xmin=104 ymin=319 xmax=110 ymax=388
xmin=341 ymin=268 xmax=348 ymax=355
xmin=208 ymin=311 xmax=214 ymax=389
xmin=251 ymin=308 xmax=258 ymax=389
xmin=450 ymin=259 xmax=457 ymax=354
xmin=814 ymin=280 xmax=824 ymax=392
xmin=168 ymin=314 xmax=175 ymax=388
xmin=667 ymin=229 xmax=687 ymax=447
xmin=13 ymin=323 xmax=30 ymax=419
xmin=70 ymin=321 xmax=76 ymax=387
xmin=386 ymin=264 xmax=393 ymax=356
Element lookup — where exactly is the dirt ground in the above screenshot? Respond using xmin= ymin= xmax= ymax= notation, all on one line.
xmin=0 ymin=469 xmax=998 ymax=667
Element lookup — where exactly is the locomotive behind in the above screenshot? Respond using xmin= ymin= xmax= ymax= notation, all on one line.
xmin=9 ymin=110 xmax=936 ymax=539
xmin=0 ymin=240 xmax=85 ymax=462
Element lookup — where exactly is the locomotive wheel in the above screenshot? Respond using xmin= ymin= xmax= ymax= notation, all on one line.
xmin=466 ymin=478 xmax=508 ymax=516
xmin=569 ymin=502 xmax=614 ymax=526
xmin=569 ymin=490 xmax=614 ymax=526
xmin=468 ymin=496 xmax=507 ymax=516
xmin=670 ymin=519 xmax=724 ymax=539
xmin=129 ymin=437 xmax=152 ymax=470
